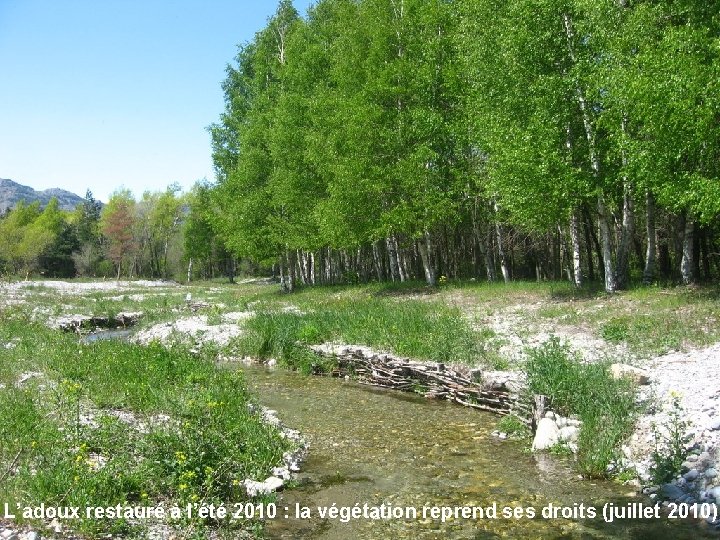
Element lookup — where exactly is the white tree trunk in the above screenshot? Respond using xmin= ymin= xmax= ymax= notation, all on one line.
xmin=418 ymin=231 xmax=437 ymax=286
xmin=398 ymin=243 xmax=409 ymax=282
xmin=615 ymin=115 xmax=634 ymax=290
xmin=279 ymin=250 xmax=294 ymax=293
xmin=643 ymin=191 xmax=657 ymax=284
xmin=279 ymin=256 xmax=289 ymax=292
xmin=309 ymin=252 xmax=316 ymax=285
xmin=564 ymin=13 xmax=616 ymax=292
xmin=681 ymin=217 xmax=695 ymax=284
xmin=472 ymin=212 xmax=495 ymax=282
xmin=570 ymin=211 xmax=582 ymax=287
xmin=372 ymin=241 xmax=385 ymax=281
xmin=615 ymin=183 xmax=634 ymax=289
xmin=494 ymin=202 xmax=511 ymax=283
xmin=386 ymin=235 xmax=400 ymax=282
xmin=598 ymin=196 xmax=617 ymax=292
xmin=297 ymin=249 xmax=308 ymax=286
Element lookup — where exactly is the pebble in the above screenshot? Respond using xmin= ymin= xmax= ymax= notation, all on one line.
xmin=710 ymin=420 xmax=720 ymax=431
xmin=698 ymin=452 xmax=713 ymax=466
xmin=707 ymin=468 xmax=718 ymax=479
xmin=661 ymin=483 xmax=685 ymax=500
xmin=684 ymin=469 xmax=700 ymax=481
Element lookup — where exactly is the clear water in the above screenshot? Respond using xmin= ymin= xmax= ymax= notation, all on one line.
xmin=81 ymin=328 xmax=133 ymax=343
xmin=237 ymin=365 xmax=715 ymax=540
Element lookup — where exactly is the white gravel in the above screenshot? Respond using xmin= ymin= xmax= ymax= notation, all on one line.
xmin=626 ymin=343 xmax=720 ymax=485
xmin=134 ymin=315 xmax=244 ymax=347
xmin=6 ymin=279 xmax=177 ymax=292
xmin=479 ymin=303 xmax=630 ymax=363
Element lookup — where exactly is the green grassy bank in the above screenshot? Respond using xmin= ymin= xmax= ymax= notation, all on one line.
xmin=0 ymin=307 xmax=293 ymax=538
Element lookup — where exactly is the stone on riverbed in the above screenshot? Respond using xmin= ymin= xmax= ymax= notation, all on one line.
xmin=610 ymin=363 xmax=650 ymax=385
xmin=532 ymin=418 xmax=560 ymax=451
xmin=558 ymin=425 xmax=580 ymax=443
xmin=661 ymin=483 xmax=685 ymax=500
xmin=244 ymin=476 xmax=284 ymax=497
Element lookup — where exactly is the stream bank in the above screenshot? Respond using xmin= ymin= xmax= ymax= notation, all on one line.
xmin=233 ymin=363 xmax=715 ymax=539
xmin=5 ymin=279 xmax=720 ymax=538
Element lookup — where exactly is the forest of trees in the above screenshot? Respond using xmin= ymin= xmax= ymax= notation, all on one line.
xmin=0 ymin=185 xmax=235 ymax=282
xmin=209 ymin=0 xmax=720 ymax=292
xmin=2 ymin=0 xmax=718 ymax=292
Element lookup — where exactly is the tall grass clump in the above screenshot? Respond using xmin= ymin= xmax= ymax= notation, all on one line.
xmin=525 ymin=339 xmax=637 ymax=478
xmin=236 ymin=297 xmax=485 ymax=372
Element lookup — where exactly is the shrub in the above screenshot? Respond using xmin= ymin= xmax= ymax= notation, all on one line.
xmin=649 ymin=393 xmax=691 ymax=485
xmin=525 ymin=338 xmax=637 ymax=478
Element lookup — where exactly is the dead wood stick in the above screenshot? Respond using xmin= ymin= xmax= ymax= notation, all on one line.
xmin=0 ymin=449 xmax=23 ymax=483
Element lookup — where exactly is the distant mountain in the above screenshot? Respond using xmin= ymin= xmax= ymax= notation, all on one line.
xmin=0 ymin=178 xmax=87 ymax=214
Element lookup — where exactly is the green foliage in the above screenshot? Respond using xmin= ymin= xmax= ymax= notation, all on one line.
xmin=649 ymin=394 xmax=692 ymax=485
xmin=101 ymin=189 xmax=138 ymax=278
xmin=96 ymin=185 xmax=188 ymax=280
xmin=184 ymin=181 xmax=224 ymax=280
xmin=203 ymin=0 xmax=720 ymax=290
xmin=0 ymin=315 xmax=292 ymax=537
xmin=496 ymin=414 xmax=531 ymax=439
xmin=0 ymin=199 xmax=75 ymax=276
xmin=236 ymin=297 xmax=486 ymax=371
xmin=525 ymin=338 xmax=637 ymax=478
xmin=601 ymin=319 xmax=630 ymax=343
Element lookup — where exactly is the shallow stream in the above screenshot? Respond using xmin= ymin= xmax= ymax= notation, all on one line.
xmin=237 ymin=365 xmax=714 ymax=540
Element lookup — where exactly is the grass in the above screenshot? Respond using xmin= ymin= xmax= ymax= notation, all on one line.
xmin=449 ymin=279 xmax=719 ymax=358
xmin=11 ymin=277 xmax=718 ymax=360
xmin=524 ymin=338 xmax=638 ymax=478
xmin=0 ymin=309 xmax=293 ymax=538
xmin=235 ymin=296 xmax=493 ymax=373
xmin=496 ymin=414 xmax=531 ymax=439
xmin=3 ymin=275 xmax=719 ymax=520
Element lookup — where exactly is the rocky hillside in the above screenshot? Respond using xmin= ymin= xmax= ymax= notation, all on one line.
xmin=0 ymin=178 xmax=85 ymax=213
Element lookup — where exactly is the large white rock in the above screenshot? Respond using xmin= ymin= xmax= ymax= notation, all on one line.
xmin=244 ymin=476 xmax=284 ymax=497
xmin=532 ymin=418 xmax=561 ymax=451
xmin=610 ymin=363 xmax=650 ymax=385
xmin=558 ymin=425 xmax=580 ymax=443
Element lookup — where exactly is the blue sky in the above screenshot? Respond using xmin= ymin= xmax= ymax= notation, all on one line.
xmin=0 ymin=0 xmax=313 ymax=203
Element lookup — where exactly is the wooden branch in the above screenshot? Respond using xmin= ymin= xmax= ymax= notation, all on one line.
xmin=0 ymin=449 xmax=23 ymax=483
